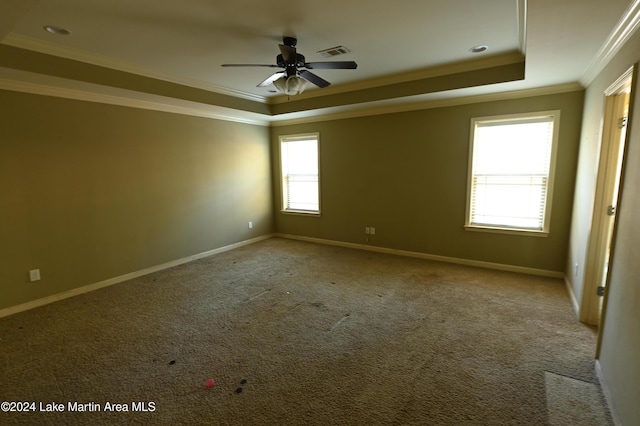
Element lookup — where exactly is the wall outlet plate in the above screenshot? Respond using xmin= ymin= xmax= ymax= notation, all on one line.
xmin=29 ymin=269 xmax=41 ymax=282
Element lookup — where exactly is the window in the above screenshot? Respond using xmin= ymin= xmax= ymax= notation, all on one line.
xmin=465 ymin=111 xmax=560 ymax=235
xmin=280 ymin=133 xmax=320 ymax=214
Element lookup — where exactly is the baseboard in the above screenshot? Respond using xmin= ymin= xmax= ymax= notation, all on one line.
xmin=1 ymin=232 xmax=565 ymax=318
xmin=0 ymin=234 xmax=275 ymax=319
xmin=595 ymin=360 xmax=623 ymax=426
xmin=276 ymin=233 xmax=565 ymax=278
xmin=564 ymin=276 xmax=581 ymax=318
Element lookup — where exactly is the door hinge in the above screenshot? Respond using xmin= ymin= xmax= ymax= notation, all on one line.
xmin=597 ymin=286 xmax=606 ymax=296
xmin=618 ymin=116 xmax=628 ymax=128
xmin=607 ymin=205 xmax=616 ymax=216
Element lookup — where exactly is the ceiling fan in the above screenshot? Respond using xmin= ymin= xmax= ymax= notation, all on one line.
xmin=221 ymin=36 xmax=358 ymax=96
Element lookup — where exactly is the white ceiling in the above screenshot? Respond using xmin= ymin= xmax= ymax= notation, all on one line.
xmin=0 ymin=0 xmax=637 ymax=123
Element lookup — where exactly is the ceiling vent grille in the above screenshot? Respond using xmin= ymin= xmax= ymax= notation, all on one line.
xmin=316 ymin=46 xmax=351 ymax=58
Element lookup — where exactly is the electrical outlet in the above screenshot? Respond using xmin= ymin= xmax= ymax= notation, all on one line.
xmin=370 ymin=227 xmax=376 ymax=235
xmin=248 ymin=221 xmax=253 ymax=229
xmin=365 ymin=227 xmax=370 ymax=234
xmin=29 ymin=269 xmax=41 ymax=282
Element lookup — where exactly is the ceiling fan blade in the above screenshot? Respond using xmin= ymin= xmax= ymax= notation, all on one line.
xmin=304 ymin=61 xmax=358 ymax=70
xmin=279 ymin=44 xmax=297 ymax=64
xmin=221 ymin=64 xmax=280 ymax=68
xmin=298 ymin=70 xmax=331 ymax=88
xmin=257 ymin=72 xmax=286 ymax=87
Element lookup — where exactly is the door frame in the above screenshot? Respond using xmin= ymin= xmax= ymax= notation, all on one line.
xmin=580 ymin=66 xmax=635 ymax=327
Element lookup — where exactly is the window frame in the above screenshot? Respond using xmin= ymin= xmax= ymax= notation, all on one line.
xmin=464 ymin=110 xmax=561 ymax=237
xmin=279 ymin=132 xmax=321 ymax=216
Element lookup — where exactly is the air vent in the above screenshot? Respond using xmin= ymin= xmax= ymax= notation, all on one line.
xmin=316 ymin=46 xmax=351 ymax=58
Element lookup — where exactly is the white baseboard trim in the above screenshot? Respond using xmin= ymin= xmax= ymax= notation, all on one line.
xmin=0 ymin=234 xmax=274 ymax=319
xmin=1 ymin=233 xmax=564 ymax=318
xmin=595 ymin=360 xmax=623 ymax=426
xmin=276 ymin=233 xmax=565 ymax=278
xmin=564 ymin=276 xmax=581 ymax=319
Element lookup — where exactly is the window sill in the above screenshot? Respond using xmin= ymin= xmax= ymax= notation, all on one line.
xmin=281 ymin=209 xmax=321 ymax=217
xmin=464 ymin=224 xmax=549 ymax=237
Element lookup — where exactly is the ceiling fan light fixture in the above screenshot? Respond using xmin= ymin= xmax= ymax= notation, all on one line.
xmin=273 ymin=75 xmax=309 ymax=96
xmin=221 ymin=37 xmax=356 ymax=95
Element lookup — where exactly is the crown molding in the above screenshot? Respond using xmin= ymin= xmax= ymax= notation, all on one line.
xmin=1 ymin=63 xmax=581 ymax=129
xmin=518 ymin=0 xmax=528 ymax=54
xmin=581 ymin=0 xmax=640 ymax=86
xmin=270 ymin=83 xmax=583 ymax=127
xmin=0 ymin=67 xmax=271 ymax=126
xmin=1 ymin=33 xmax=268 ymax=104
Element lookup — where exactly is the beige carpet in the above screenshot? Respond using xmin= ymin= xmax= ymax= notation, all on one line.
xmin=0 ymin=237 xmax=612 ymax=425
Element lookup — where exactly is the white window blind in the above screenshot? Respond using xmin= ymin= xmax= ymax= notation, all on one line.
xmin=467 ymin=113 xmax=558 ymax=233
xmin=280 ymin=134 xmax=319 ymax=213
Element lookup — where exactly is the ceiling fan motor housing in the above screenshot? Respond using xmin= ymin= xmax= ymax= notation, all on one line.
xmin=277 ymin=53 xmax=307 ymax=77
xmin=283 ymin=36 xmax=297 ymax=47
xmin=276 ymin=53 xmax=306 ymax=67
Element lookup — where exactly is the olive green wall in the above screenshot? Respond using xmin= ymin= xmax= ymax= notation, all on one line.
xmin=271 ymin=91 xmax=584 ymax=273
xmin=0 ymin=90 xmax=273 ymax=310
